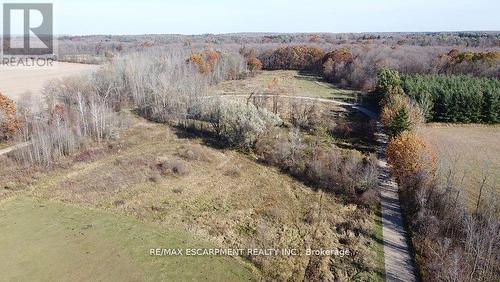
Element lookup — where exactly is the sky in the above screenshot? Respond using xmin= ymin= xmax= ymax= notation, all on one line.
xmin=1 ymin=0 xmax=499 ymax=35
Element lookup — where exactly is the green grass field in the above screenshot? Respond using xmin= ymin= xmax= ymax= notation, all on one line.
xmin=0 ymin=197 xmax=255 ymax=281
xmin=371 ymin=210 xmax=385 ymax=282
xmin=212 ymin=70 xmax=362 ymax=102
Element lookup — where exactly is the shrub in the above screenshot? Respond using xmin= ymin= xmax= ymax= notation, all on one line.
xmin=358 ymin=188 xmax=379 ymax=209
xmin=176 ymin=144 xmax=213 ymax=162
xmin=255 ymin=128 xmax=379 ymax=202
xmin=289 ymin=100 xmax=320 ymax=129
xmin=329 ymin=119 xmax=376 ymax=141
xmin=330 ymin=122 xmax=353 ymax=139
xmin=202 ymin=99 xmax=282 ymax=150
xmin=224 ymin=165 xmax=242 ymax=177
xmin=172 ymin=187 xmax=184 ymax=193
xmin=156 ymin=157 xmax=190 ymax=176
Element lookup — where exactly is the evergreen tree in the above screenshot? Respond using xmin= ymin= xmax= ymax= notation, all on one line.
xmin=377 ymin=68 xmax=402 ymax=102
xmin=387 ymin=106 xmax=411 ymax=137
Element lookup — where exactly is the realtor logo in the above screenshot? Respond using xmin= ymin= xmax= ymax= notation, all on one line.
xmin=2 ymin=3 xmax=53 ymax=55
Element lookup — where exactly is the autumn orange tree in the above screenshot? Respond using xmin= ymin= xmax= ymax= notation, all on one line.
xmin=204 ymin=50 xmax=220 ymax=70
xmin=186 ymin=50 xmax=221 ymax=75
xmin=386 ymin=131 xmax=436 ymax=181
xmin=187 ymin=53 xmax=209 ymax=74
xmin=322 ymin=48 xmax=353 ymax=65
xmin=322 ymin=48 xmax=354 ymax=83
xmin=0 ymin=92 xmax=20 ymax=140
xmin=247 ymin=57 xmax=262 ymax=74
xmin=239 ymin=46 xmax=262 ymax=75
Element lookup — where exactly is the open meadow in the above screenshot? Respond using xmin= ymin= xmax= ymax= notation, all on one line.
xmin=213 ymin=70 xmax=377 ymax=153
xmin=420 ymin=125 xmax=500 ymax=208
xmin=212 ymin=70 xmax=362 ymax=103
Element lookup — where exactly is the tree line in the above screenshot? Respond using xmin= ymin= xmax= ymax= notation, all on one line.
xmin=257 ymin=45 xmax=499 ymax=91
xmin=402 ymin=73 xmax=500 ymax=123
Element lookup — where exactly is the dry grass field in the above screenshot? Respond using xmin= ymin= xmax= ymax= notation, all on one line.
xmin=420 ymin=125 xmax=500 ymax=208
xmin=0 ymin=62 xmax=98 ymax=102
xmin=0 ymin=113 xmax=383 ymax=281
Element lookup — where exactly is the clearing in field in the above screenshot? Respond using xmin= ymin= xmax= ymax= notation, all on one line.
xmin=212 ymin=70 xmax=362 ymax=102
xmin=420 ymin=125 xmax=500 ymax=208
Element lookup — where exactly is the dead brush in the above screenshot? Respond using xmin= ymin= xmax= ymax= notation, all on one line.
xmin=223 ymin=164 xmax=242 ymax=177
xmin=72 ymin=146 xmax=107 ymax=162
xmin=176 ymin=144 xmax=214 ymax=162
xmin=172 ymin=187 xmax=184 ymax=193
xmin=155 ymin=157 xmax=190 ymax=176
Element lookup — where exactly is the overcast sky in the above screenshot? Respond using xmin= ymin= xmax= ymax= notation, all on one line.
xmin=2 ymin=0 xmax=499 ymax=35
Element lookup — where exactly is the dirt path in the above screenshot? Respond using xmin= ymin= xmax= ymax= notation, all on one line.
xmin=375 ymin=125 xmax=417 ymax=282
xmin=0 ymin=142 xmax=29 ymax=156
xmin=219 ymin=93 xmax=417 ymax=281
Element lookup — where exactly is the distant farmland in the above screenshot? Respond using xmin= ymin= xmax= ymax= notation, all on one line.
xmin=0 ymin=62 xmax=98 ymax=102
xmin=421 ymin=125 xmax=500 ymax=208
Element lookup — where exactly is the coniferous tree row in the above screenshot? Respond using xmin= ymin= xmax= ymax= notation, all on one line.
xmin=401 ymin=74 xmax=500 ymax=123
